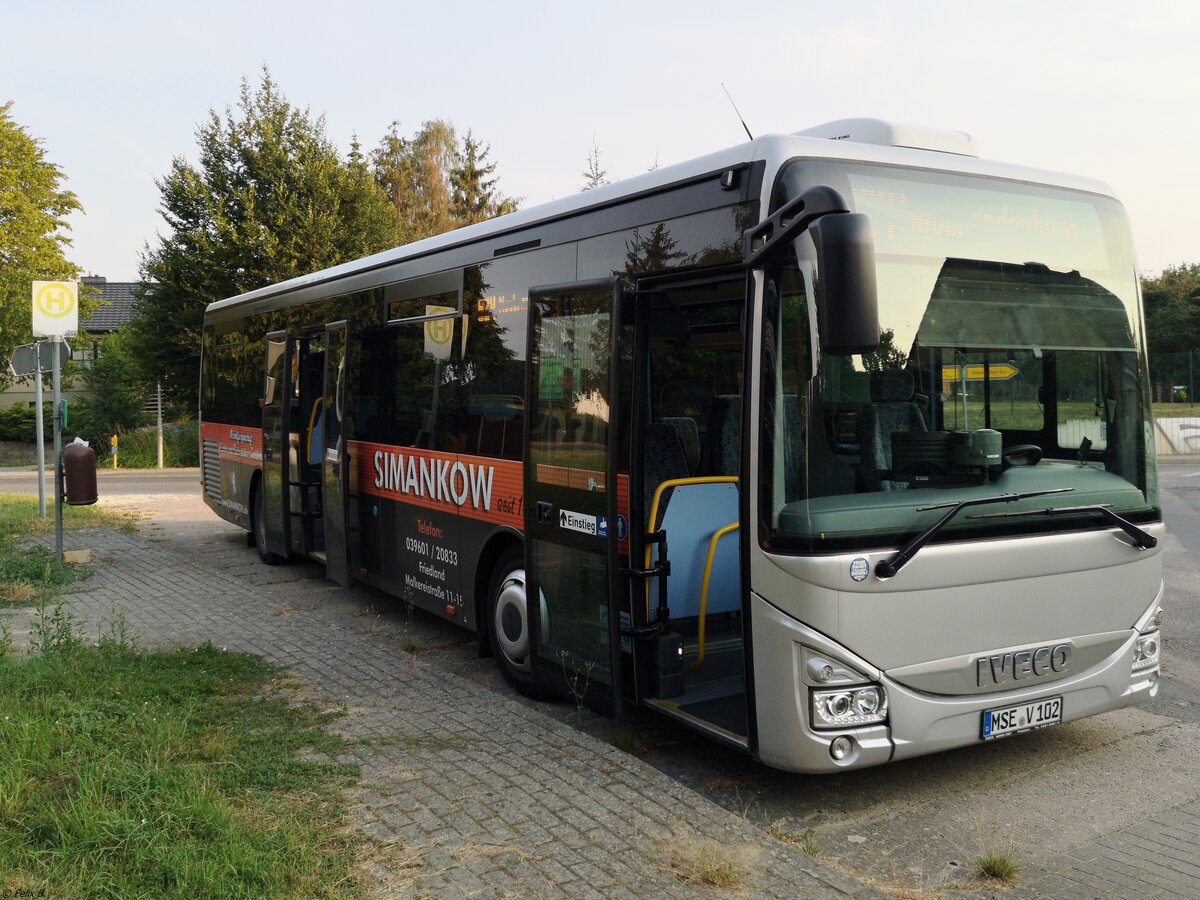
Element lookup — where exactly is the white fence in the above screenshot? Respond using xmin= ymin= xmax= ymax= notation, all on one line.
xmin=1155 ymin=417 xmax=1200 ymax=455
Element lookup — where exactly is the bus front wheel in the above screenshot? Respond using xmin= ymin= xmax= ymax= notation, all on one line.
xmin=253 ymin=483 xmax=283 ymax=566
xmin=487 ymin=546 xmax=546 ymax=698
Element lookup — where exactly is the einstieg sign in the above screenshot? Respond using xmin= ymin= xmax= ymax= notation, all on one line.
xmin=32 ymin=280 xmax=79 ymax=337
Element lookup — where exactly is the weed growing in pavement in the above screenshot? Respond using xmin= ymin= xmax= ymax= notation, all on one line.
xmin=558 ymin=648 xmax=595 ymax=728
xmin=767 ymin=818 xmax=822 ymax=858
xmin=611 ymin=727 xmax=649 ymax=755
xmin=98 ymin=605 xmax=134 ymax=652
xmin=401 ymin=635 xmax=427 ymax=655
xmin=975 ymin=850 xmax=1020 ymax=882
xmin=666 ymin=837 xmax=752 ymax=888
xmin=971 ymin=815 xmax=1020 ymax=884
xmin=357 ymin=731 xmax=471 ymax=751
xmin=29 ymin=599 xmax=84 ymax=655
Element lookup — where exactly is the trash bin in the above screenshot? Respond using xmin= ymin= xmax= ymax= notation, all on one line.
xmin=63 ymin=438 xmax=98 ymax=506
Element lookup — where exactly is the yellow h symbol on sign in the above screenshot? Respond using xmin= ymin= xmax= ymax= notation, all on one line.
xmin=36 ymin=284 xmax=75 ymax=316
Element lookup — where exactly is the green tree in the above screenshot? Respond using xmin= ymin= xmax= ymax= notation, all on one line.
xmin=861 ymin=328 xmax=908 ymax=372
xmin=70 ymin=329 xmax=149 ymax=450
xmin=1142 ymin=263 xmax=1200 ymax=355
xmin=374 ymin=121 xmax=518 ymax=241
xmin=580 ymin=138 xmax=610 ymax=191
xmin=0 ymin=102 xmax=87 ymax=387
xmin=129 ymin=69 xmax=400 ymax=404
xmin=1142 ymin=263 xmax=1200 ymax=401
xmin=373 ymin=119 xmax=458 ymax=241
xmin=451 ymin=131 xmax=519 ymax=226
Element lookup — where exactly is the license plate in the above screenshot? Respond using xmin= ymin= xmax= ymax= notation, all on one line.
xmin=981 ymin=695 xmax=1062 ymax=740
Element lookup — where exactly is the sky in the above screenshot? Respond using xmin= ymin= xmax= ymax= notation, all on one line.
xmin=3 ymin=0 xmax=1198 ymax=282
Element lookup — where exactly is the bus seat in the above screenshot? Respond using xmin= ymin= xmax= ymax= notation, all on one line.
xmin=703 ymin=395 xmax=742 ymax=476
xmin=862 ymin=369 xmax=926 ymax=490
xmin=661 ymin=416 xmax=701 ymax=474
xmin=644 ymin=423 xmax=690 ymax=527
xmin=647 ymin=481 xmax=740 ymax=620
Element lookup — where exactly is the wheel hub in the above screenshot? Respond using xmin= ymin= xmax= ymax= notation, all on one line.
xmin=494 ymin=568 xmax=530 ymax=672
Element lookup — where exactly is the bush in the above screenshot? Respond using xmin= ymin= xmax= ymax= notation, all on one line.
xmin=102 ymin=420 xmax=200 ymax=468
xmin=0 ymin=404 xmax=50 ymax=443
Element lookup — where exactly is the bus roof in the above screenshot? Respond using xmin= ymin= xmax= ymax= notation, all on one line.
xmin=205 ymin=120 xmax=1118 ymax=314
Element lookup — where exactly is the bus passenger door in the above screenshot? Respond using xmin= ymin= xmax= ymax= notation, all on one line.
xmin=322 ymin=321 xmax=351 ymax=586
xmin=260 ymin=331 xmax=293 ymax=558
xmin=524 ymin=278 xmax=625 ymax=717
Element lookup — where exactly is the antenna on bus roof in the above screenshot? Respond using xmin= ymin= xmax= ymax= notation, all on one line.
xmin=721 ymin=83 xmax=754 ymax=141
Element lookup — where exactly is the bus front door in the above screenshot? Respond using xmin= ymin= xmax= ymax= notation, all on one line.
xmin=524 ymin=278 xmax=625 ymax=717
xmin=321 ymin=322 xmax=350 ymax=586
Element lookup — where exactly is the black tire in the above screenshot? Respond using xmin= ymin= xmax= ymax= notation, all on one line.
xmin=252 ymin=483 xmax=283 ymax=565
xmin=487 ymin=545 xmax=547 ymax=698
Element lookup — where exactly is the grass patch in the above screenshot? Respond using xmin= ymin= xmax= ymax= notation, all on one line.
xmin=0 ymin=492 xmax=140 ymax=543
xmin=0 ymin=493 xmax=138 ymax=607
xmin=1153 ymin=402 xmax=1200 ymax=419
xmin=0 ymin=628 xmax=360 ymax=897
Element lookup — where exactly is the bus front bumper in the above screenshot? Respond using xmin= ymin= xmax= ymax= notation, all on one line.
xmin=751 ymin=593 xmax=1159 ymax=774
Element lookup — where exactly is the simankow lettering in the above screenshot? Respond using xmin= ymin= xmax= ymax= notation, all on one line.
xmin=373 ymin=450 xmax=494 ymax=511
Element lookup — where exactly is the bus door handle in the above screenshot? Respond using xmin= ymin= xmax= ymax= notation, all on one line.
xmin=537 ymin=501 xmax=553 ymax=524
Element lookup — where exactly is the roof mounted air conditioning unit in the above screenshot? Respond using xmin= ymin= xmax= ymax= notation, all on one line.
xmin=796 ymin=118 xmax=979 ymax=157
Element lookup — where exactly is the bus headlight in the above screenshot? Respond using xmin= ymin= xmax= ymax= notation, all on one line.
xmin=1133 ymin=632 xmax=1160 ymax=672
xmin=811 ymin=685 xmax=888 ymax=729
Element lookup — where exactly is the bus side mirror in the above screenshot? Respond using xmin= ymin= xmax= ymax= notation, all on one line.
xmin=808 ymin=213 xmax=880 ymax=355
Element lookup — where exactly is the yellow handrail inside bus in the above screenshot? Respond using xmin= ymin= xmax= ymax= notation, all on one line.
xmin=644 ymin=475 xmax=739 ymax=619
xmin=305 ymin=396 xmax=323 ymax=464
xmin=694 ymin=522 xmax=740 ymax=669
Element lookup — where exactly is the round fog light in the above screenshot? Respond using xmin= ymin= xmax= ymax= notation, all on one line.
xmin=830 ymin=735 xmax=854 ymax=761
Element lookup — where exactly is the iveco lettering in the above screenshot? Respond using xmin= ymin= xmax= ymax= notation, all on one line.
xmin=200 ymin=118 xmax=1164 ymax=772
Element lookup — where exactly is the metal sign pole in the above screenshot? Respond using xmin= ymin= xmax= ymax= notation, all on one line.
xmin=34 ymin=341 xmax=46 ymax=517
xmin=156 ymin=381 xmax=164 ymax=469
xmin=52 ymin=336 xmax=64 ymax=561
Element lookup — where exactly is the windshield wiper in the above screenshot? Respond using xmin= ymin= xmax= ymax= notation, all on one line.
xmin=875 ymin=488 xmax=1074 ymax=579
xmin=967 ymin=504 xmax=1156 ymax=550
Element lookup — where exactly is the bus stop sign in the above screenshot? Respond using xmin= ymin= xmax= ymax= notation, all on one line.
xmin=7 ymin=342 xmax=72 ymax=378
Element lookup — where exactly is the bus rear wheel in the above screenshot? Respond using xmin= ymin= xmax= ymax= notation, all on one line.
xmin=253 ymin=483 xmax=283 ymax=566
xmin=487 ymin=546 xmax=546 ymax=698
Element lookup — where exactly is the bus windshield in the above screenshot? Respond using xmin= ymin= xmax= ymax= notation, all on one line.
xmin=761 ymin=159 xmax=1158 ymax=554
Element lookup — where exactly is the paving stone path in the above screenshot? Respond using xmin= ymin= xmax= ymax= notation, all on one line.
xmin=7 ymin=497 xmax=883 ymax=898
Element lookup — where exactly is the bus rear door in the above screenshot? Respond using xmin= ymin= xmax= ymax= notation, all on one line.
xmin=321 ymin=321 xmax=350 ymax=585
xmin=260 ymin=331 xmax=294 ymax=559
